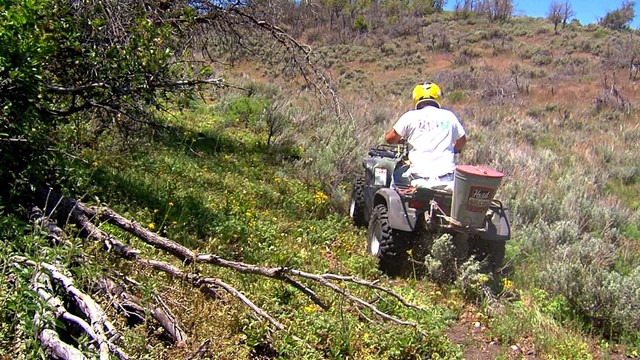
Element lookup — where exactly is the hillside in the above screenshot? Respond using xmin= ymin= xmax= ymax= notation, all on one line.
xmin=2 ymin=2 xmax=640 ymax=359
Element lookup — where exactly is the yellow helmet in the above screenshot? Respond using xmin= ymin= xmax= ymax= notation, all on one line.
xmin=412 ymin=82 xmax=443 ymax=108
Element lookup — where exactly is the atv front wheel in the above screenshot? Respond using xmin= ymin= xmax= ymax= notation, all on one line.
xmin=367 ymin=204 xmax=408 ymax=276
xmin=349 ymin=176 xmax=367 ymax=227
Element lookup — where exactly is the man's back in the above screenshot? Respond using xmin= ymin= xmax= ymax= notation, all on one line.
xmin=393 ymin=105 xmax=465 ymax=178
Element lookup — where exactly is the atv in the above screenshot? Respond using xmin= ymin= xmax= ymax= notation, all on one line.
xmin=349 ymin=144 xmax=511 ymax=277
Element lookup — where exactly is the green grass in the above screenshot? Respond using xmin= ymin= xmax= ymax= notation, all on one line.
xmin=0 ymin=101 xmax=469 ymax=358
xmin=5 ymin=8 xmax=640 ymax=358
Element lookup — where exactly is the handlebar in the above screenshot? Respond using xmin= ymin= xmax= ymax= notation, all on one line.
xmin=368 ymin=144 xmax=407 ymax=159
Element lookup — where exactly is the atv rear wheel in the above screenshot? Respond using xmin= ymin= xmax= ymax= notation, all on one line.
xmin=367 ymin=204 xmax=408 ymax=276
xmin=349 ymin=176 xmax=367 ymax=227
xmin=473 ymin=238 xmax=506 ymax=275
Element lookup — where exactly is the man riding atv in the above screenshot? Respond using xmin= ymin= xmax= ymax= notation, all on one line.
xmin=350 ymin=82 xmax=510 ymax=277
xmin=385 ymin=82 xmax=467 ymax=189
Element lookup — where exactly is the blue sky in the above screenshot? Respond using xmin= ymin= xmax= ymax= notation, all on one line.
xmin=444 ymin=1 xmax=640 ymax=28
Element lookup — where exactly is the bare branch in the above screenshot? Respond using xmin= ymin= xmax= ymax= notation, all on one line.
xmin=39 ymin=329 xmax=88 ymax=360
xmin=138 ymin=258 xmax=286 ymax=330
xmin=15 ymin=258 xmax=129 ymax=360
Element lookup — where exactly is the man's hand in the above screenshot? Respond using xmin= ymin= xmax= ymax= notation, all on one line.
xmin=454 ymin=135 xmax=467 ymax=153
xmin=385 ymin=129 xmax=403 ymax=144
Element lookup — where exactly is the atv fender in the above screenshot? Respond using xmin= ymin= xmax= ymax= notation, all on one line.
xmin=364 ymin=157 xmax=398 ymax=187
xmin=479 ymin=204 xmax=511 ymax=242
xmin=373 ymin=188 xmax=417 ymax=232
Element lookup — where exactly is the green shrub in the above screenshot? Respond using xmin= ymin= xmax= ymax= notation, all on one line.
xmin=537 ymin=230 xmax=640 ymax=339
xmin=424 ymin=234 xmax=457 ymax=284
xmin=352 ymin=15 xmax=368 ymax=32
xmin=532 ymin=50 xmax=553 ymax=66
xmin=447 ymin=90 xmax=466 ymax=103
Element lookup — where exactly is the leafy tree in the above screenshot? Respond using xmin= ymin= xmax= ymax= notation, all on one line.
xmin=0 ymin=0 xmax=202 ymax=202
xmin=411 ymin=0 xmax=445 ymax=16
xmin=0 ymin=0 xmax=335 ymax=204
xmin=471 ymin=0 xmax=513 ymax=21
xmin=599 ymin=1 xmax=636 ymax=30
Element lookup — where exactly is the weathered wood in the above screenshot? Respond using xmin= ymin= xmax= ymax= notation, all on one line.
xmin=34 ymin=186 xmax=139 ymax=259
xmin=32 ymin=271 xmax=88 ymax=360
xmin=91 ymin=204 xmax=420 ymax=326
xmin=151 ymin=307 xmax=188 ymax=346
xmin=186 ymin=339 xmax=211 ymax=360
xmin=98 ymin=276 xmax=190 ymax=346
xmin=39 ymin=329 xmax=88 ymax=360
xmin=30 ymin=206 xmax=69 ymax=246
xmin=138 ymin=259 xmax=285 ymax=330
xmin=15 ymin=257 xmax=129 ymax=360
xmin=95 ymin=277 xmax=146 ymax=324
xmin=83 ymin=205 xmax=194 ymax=262
xmin=35 ymin=188 xmax=426 ymax=332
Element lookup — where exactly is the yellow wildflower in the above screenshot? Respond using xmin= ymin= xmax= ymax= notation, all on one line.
xmin=148 ymin=222 xmax=156 ymax=230
xmin=91 ymin=161 xmax=99 ymax=168
xmin=502 ymin=278 xmax=513 ymax=291
xmin=304 ymin=304 xmax=319 ymax=312
xmin=168 ymin=202 xmax=174 ymax=207
xmin=313 ymin=191 xmax=328 ymax=203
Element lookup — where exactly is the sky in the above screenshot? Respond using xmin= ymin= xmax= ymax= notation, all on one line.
xmin=444 ymin=0 xmax=640 ymax=28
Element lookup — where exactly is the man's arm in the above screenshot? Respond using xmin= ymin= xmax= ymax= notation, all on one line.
xmin=453 ymin=135 xmax=467 ymax=153
xmin=385 ymin=129 xmax=403 ymax=144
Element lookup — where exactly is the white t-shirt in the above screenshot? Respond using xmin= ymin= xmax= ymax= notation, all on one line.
xmin=393 ymin=105 xmax=465 ymax=179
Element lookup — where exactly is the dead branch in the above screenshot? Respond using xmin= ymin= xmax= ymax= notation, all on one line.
xmin=315 ymin=273 xmax=426 ymax=312
xmin=82 ymin=204 xmax=194 ymax=262
xmin=95 ymin=277 xmax=146 ymax=324
xmin=30 ymin=206 xmax=69 ymax=246
xmin=36 ymin=189 xmax=425 ymax=333
xmin=226 ymin=7 xmax=341 ymax=116
xmin=82 ymin=204 xmax=329 ymax=309
xmin=14 ymin=257 xmax=129 ymax=360
xmin=151 ymin=306 xmax=188 ymax=346
xmin=186 ymin=339 xmax=211 ymax=360
xmin=35 ymin=187 xmax=139 ymax=259
xmin=285 ymin=269 xmax=417 ymax=326
xmin=31 ymin=272 xmax=88 ymax=360
xmin=39 ymin=329 xmax=88 ymax=360
xmin=138 ymin=259 xmax=285 ymax=330
xmin=95 ymin=277 xmax=188 ymax=345
xmin=33 ymin=272 xmax=100 ymax=341
xmin=83 ymin=203 xmax=419 ymax=327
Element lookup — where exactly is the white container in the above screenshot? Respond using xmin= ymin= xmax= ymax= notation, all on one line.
xmin=451 ymin=165 xmax=504 ymax=228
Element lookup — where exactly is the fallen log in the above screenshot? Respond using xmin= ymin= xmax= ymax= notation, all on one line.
xmin=14 ymin=257 xmax=129 ymax=360
xmin=30 ymin=206 xmax=69 ymax=246
xmin=31 ymin=272 xmax=88 ymax=360
xmin=35 ymin=188 xmax=426 ymax=333
xmin=34 ymin=187 xmax=139 ymax=259
xmin=83 ymin=202 xmax=420 ymax=327
xmin=139 ymin=258 xmax=285 ymax=330
xmin=39 ymin=329 xmax=87 ymax=360
xmin=95 ymin=277 xmax=188 ymax=346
